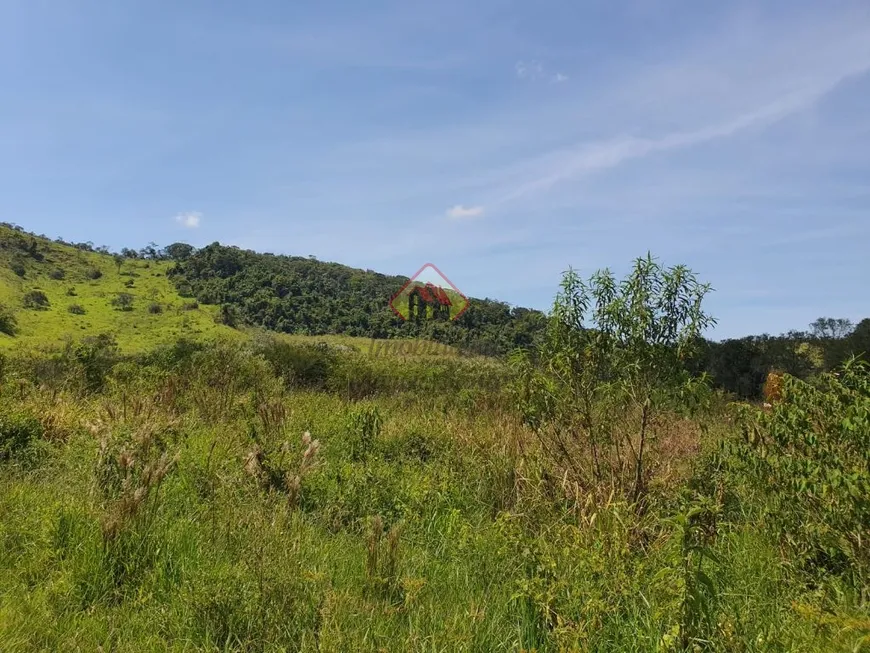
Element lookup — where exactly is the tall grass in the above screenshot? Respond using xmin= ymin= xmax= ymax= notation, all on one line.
xmin=1 ymin=338 xmax=868 ymax=651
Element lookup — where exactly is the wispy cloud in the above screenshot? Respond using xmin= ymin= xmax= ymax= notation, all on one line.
xmin=174 ymin=211 xmax=202 ymax=228
xmin=515 ymin=60 xmax=544 ymax=80
xmin=495 ymin=28 xmax=870 ymax=205
xmin=446 ymin=204 xmax=484 ymax=220
xmin=516 ymin=60 xmax=568 ymax=84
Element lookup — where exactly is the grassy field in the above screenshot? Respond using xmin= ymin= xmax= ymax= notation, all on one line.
xmin=0 ymin=226 xmax=460 ymax=359
xmin=0 ymin=227 xmax=237 ymax=353
xmin=2 ymin=227 xmax=868 ymax=651
xmin=1 ymin=340 xmax=867 ymax=651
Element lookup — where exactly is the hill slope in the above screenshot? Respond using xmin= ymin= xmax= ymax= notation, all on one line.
xmin=169 ymin=242 xmax=547 ymax=354
xmin=5 ymin=224 xmax=866 ymax=397
xmin=0 ymin=225 xmax=520 ymax=357
xmin=0 ymin=225 xmax=237 ymax=352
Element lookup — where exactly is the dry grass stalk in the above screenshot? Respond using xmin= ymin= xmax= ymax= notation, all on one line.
xmin=365 ymin=515 xmax=402 ymax=598
xmin=285 ymin=431 xmax=321 ymax=509
xmin=101 ymin=449 xmax=179 ymax=543
xmin=257 ymin=398 xmax=288 ymax=439
xmin=244 ymin=444 xmax=264 ymax=480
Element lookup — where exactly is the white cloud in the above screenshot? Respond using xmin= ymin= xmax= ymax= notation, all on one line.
xmin=515 ymin=60 xmax=544 ymax=80
xmin=174 ymin=211 xmax=202 ymax=228
xmin=446 ymin=204 xmax=485 ymax=220
xmin=517 ymin=61 xmax=567 ymax=83
xmin=497 ymin=54 xmax=870 ymax=204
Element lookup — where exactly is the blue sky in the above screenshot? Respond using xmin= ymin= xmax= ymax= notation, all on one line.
xmin=2 ymin=0 xmax=869 ymax=339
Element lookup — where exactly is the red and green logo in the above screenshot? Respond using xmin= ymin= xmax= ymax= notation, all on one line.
xmin=390 ymin=263 xmax=469 ymax=322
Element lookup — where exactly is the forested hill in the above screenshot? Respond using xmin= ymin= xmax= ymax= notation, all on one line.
xmin=167 ymin=243 xmax=870 ymax=397
xmin=2 ymin=223 xmax=868 ymax=400
xmin=167 ymin=242 xmax=547 ymax=355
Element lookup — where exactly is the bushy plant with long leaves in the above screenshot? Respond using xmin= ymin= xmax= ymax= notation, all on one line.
xmin=513 ymin=254 xmax=715 ymax=502
xmin=733 ymin=359 xmax=870 ymax=593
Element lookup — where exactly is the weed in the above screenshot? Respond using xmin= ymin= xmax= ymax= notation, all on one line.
xmin=345 ymin=403 xmax=382 ymax=461
xmin=0 ymin=407 xmax=44 ymax=463
xmin=365 ymin=515 xmax=403 ymax=600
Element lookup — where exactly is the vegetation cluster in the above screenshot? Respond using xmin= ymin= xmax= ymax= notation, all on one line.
xmin=1 ymin=234 xmax=868 ymax=650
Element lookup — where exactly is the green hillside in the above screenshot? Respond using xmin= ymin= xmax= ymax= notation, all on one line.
xmin=0 ymin=225 xmax=469 ymax=359
xmin=3 ymin=223 xmax=868 ymax=398
xmin=0 ymin=224 xmax=238 ymax=353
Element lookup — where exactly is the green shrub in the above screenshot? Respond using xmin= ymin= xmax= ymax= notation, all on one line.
xmin=23 ymin=290 xmax=50 ymax=310
xmin=86 ymin=267 xmax=103 ymax=280
xmin=147 ymin=302 xmax=163 ymax=315
xmin=380 ymin=427 xmax=440 ymax=463
xmin=66 ymin=286 xmax=77 ymax=297
xmin=30 ymin=333 xmax=123 ymax=394
xmin=10 ymin=261 xmax=26 ymax=277
xmin=512 ymin=256 xmax=714 ymax=503
xmin=182 ymin=301 xmax=199 ymax=311
xmin=140 ymin=337 xmax=207 ymax=369
xmin=217 ymin=303 xmax=240 ymax=328
xmin=68 ymin=304 xmax=86 ymax=315
xmin=0 ymin=408 xmax=44 ymax=462
xmin=49 ymin=268 xmax=66 ymax=280
xmin=0 ymin=304 xmax=18 ymax=336
xmin=111 ymin=293 xmax=134 ymax=312
xmin=733 ymin=359 xmax=870 ymax=588
xmin=256 ymin=338 xmax=337 ymax=389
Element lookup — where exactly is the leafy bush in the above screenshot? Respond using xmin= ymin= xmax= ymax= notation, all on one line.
xmin=182 ymin=301 xmax=199 ymax=311
xmin=256 ymin=338 xmax=337 ymax=389
xmin=380 ymin=427 xmax=440 ymax=463
xmin=0 ymin=304 xmax=18 ymax=336
xmin=0 ymin=408 xmax=44 ymax=463
xmin=66 ymin=286 xmax=77 ymax=296
xmin=512 ymin=255 xmax=715 ymax=502
xmin=49 ymin=268 xmax=66 ymax=280
xmin=23 ymin=290 xmax=50 ymax=310
xmin=217 ymin=303 xmax=240 ymax=328
xmin=327 ymin=353 xmax=383 ymax=399
xmin=734 ymin=359 xmax=870 ymax=588
xmin=147 ymin=302 xmax=163 ymax=315
xmin=86 ymin=267 xmax=103 ymax=280
xmin=139 ymin=337 xmax=206 ymax=369
xmin=68 ymin=304 xmax=86 ymax=315
xmin=111 ymin=293 xmax=134 ymax=312
xmin=28 ymin=333 xmax=124 ymax=394
xmin=10 ymin=261 xmax=26 ymax=277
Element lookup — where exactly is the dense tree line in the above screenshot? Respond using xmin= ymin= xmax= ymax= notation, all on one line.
xmin=689 ymin=318 xmax=870 ymax=399
xmin=169 ymin=243 xmax=870 ymax=399
xmin=167 ymin=242 xmax=547 ymax=354
xmin=3 ymin=223 xmax=867 ymax=399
